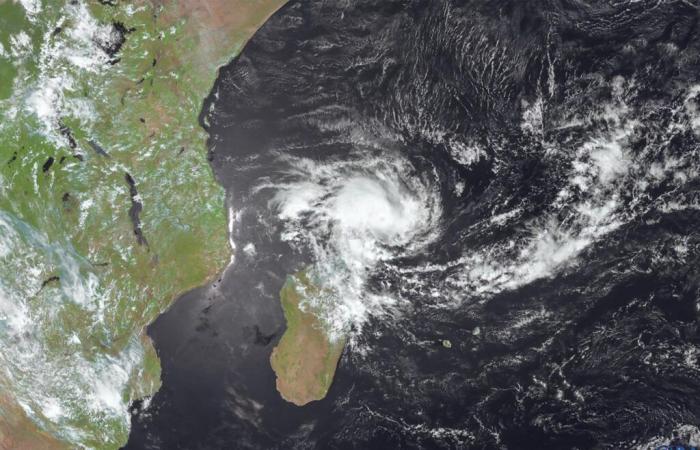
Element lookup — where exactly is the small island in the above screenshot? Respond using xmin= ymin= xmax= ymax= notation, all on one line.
xmin=270 ymin=273 xmax=345 ymax=406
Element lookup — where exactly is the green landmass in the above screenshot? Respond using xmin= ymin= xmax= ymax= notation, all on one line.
xmin=0 ymin=0 xmax=285 ymax=448
xmin=270 ymin=272 xmax=345 ymax=406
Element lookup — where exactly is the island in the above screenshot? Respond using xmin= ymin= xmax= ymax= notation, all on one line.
xmin=270 ymin=272 xmax=345 ymax=406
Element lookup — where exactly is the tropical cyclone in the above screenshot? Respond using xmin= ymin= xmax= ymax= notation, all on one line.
xmin=0 ymin=0 xmax=284 ymax=448
xmin=195 ymin=0 xmax=700 ymax=447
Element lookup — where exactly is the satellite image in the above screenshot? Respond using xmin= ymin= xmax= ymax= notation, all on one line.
xmin=2 ymin=0 xmax=700 ymax=449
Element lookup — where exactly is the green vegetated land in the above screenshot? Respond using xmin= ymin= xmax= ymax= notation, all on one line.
xmin=0 ymin=0 xmax=284 ymax=448
xmin=270 ymin=272 xmax=346 ymax=406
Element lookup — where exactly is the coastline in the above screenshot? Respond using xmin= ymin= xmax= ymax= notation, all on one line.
xmin=0 ymin=1 xmax=286 ymax=448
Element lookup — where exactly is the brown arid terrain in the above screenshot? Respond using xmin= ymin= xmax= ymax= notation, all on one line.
xmin=0 ymin=393 xmax=65 ymax=450
xmin=163 ymin=0 xmax=288 ymax=78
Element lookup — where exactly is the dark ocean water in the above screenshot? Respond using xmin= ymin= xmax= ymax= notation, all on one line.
xmin=125 ymin=1 xmax=700 ymax=448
